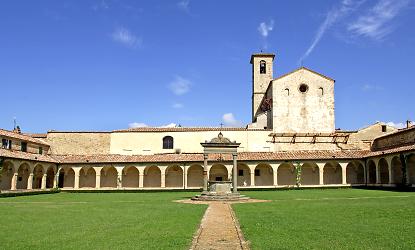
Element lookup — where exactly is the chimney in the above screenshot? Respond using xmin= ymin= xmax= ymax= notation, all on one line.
xmin=13 ymin=126 xmax=21 ymax=134
xmin=407 ymin=120 xmax=413 ymax=128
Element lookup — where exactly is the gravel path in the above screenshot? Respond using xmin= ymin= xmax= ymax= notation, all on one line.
xmin=190 ymin=202 xmax=248 ymax=250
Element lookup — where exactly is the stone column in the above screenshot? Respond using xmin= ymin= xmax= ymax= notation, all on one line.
xmin=117 ymin=172 xmax=122 ymax=188
xmin=161 ymin=173 xmax=166 ymax=188
xmin=363 ymin=161 xmax=367 ymax=185
xmin=160 ymin=166 xmax=166 ymax=188
xmin=250 ymin=169 xmax=255 ymax=187
xmin=388 ymin=158 xmax=393 ymax=185
xmin=93 ymin=167 xmax=102 ymax=189
xmin=232 ymin=153 xmax=238 ymax=193
xmin=183 ymin=166 xmax=187 ymax=189
xmin=114 ymin=166 xmax=124 ymax=189
xmin=139 ymin=169 xmax=144 ymax=188
xmin=203 ymin=154 xmax=208 ymax=192
xmin=376 ymin=161 xmax=381 ymax=184
xmin=74 ymin=169 xmax=80 ymax=189
xmin=27 ymin=173 xmax=33 ymax=190
xmin=272 ymin=164 xmax=279 ymax=186
xmin=53 ymin=172 xmax=58 ymax=188
xmin=41 ymin=173 xmax=47 ymax=189
xmin=404 ymin=154 xmax=410 ymax=185
xmin=317 ymin=163 xmax=325 ymax=185
xmin=95 ymin=173 xmax=101 ymax=189
xmin=340 ymin=163 xmax=347 ymax=185
xmin=11 ymin=172 xmax=18 ymax=191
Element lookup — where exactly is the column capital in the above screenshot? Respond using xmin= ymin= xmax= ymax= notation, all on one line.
xmin=203 ymin=153 xmax=208 ymax=159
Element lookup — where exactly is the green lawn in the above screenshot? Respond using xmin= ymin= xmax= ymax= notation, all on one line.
xmin=234 ymin=189 xmax=415 ymax=250
xmin=0 ymin=192 xmax=206 ymax=250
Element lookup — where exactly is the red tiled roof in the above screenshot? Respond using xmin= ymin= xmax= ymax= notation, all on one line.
xmin=24 ymin=133 xmax=47 ymax=138
xmin=51 ymin=150 xmax=370 ymax=164
xmin=0 ymin=149 xmax=57 ymax=163
xmin=0 ymin=129 xmax=49 ymax=146
xmin=2 ymin=148 xmax=413 ymax=165
xmin=367 ymin=144 xmax=415 ymax=157
xmin=114 ymin=127 xmax=270 ymax=133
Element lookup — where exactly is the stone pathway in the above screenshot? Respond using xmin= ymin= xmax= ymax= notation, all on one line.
xmin=190 ymin=202 xmax=248 ymax=250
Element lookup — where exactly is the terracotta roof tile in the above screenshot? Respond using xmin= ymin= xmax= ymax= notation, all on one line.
xmin=114 ymin=127 xmax=270 ymax=133
xmin=51 ymin=150 xmax=369 ymax=164
xmin=367 ymin=144 xmax=415 ymax=157
xmin=0 ymin=129 xmax=49 ymax=146
xmin=0 ymin=149 xmax=57 ymax=163
xmin=24 ymin=133 xmax=47 ymax=138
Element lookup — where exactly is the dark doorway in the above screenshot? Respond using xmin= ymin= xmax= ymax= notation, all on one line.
xmin=215 ymin=176 xmax=223 ymax=181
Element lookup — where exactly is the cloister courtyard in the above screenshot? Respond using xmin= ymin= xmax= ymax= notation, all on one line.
xmin=2 ymin=153 xmax=415 ymax=191
xmin=1 ymin=189 xmax=414 ymax=249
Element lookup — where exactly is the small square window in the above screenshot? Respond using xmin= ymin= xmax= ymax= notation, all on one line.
xmin=18 ymin=177 xmax=22 ymax=182
xmin=21 ymin=142 xmax=27 ymax=152
xmin=255 ymin=169 xmax=260 ymax=176
xmin=238 ymin=169 xmax=244 ymax=176
xmin=2 ymin=139 xmax=11 ymax=149
xmin=381 ymin=125 xmax=387 ymax=132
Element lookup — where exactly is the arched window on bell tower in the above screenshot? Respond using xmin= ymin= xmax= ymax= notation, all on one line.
xmin=260 ymin=60 xmax=266 ymax=74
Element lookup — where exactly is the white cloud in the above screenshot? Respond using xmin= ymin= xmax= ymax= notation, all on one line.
xmin=348 ymin=0 xmax=410 ymax=40
xmin=111 ymin=27 xmax=142 ymax=48
xmin=92 ymin=0 xmax=109 ymax=11
xmin=168 ymin=76 xmax=191 ymax=95
xmin=222 ymin=113 xmax=243 ymax=127
xmin=159 ymin=123 xmax=177 ymax=128
xmin=177 ymin=0 xmax=190 ymax=12
xmin=258 ymin=20 xmax=274 ymax=38
xmin=385 ymin=121 xmax=406 ymax=129
xmin=172 ymin=103 xmax=184 ymax=109
xmin=298 ymin=0 xmax=362 ymax=63
xmin=128 ymin=122 xmax=148 ymax=128
xmin=361 ymin=83 xmax=384 ymax=91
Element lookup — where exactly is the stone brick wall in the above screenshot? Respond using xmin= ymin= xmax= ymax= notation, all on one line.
xmin=251 ymin=55 xmax=273 ymax=122
xmin=46 ymin=132 xmax=110 ymax=155
xmin=271 ymin=68 xmax=335 ymax=133
xmin=0 ymin=135 xmax=49 ymax=154
xmin=372 ymin=127 xmax=415 ymax=150
xmin=346 ymin=123 xmax=397 ymax=150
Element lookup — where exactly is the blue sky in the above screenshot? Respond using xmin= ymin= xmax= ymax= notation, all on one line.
xmin=0 ymin=0 xmax=414 ymax=132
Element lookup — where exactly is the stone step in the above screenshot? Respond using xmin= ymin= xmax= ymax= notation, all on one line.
xmin=191 ymin=193 xmax=250 ymax=201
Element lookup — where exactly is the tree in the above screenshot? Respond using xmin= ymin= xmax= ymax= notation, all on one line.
xmin=294 ymin=161 xmax=302 ymax=188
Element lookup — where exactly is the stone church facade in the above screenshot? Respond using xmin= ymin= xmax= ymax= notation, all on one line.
xmin=1 ymin=53 xmax=414 ymax=191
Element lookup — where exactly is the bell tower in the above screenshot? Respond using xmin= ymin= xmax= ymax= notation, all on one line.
xmin=250 ymin=53 xmax=274 ymax=122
